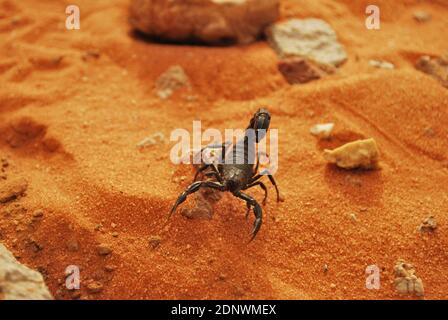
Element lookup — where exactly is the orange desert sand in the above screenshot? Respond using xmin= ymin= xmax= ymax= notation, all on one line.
xmin=0 ymin=0 xmax=448 ymax=299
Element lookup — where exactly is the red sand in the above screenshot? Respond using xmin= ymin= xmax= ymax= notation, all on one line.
xmin=0 ymin=0 xmax=448 ymax=299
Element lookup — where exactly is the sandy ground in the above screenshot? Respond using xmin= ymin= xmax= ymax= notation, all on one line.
xmin=0 ymin=0 xmax=448 ymax=300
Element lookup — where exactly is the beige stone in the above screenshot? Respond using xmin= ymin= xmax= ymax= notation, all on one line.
xmin=129 ymin=0 xmax=279 ymax=45
xmin=0 ymin=244 xmax=53 ymax=300
xmin=369 ymin=59 xmax=395 ymax=70
xmin=323 ymin=138 xmax=379 ymax=169
xmin=96 ymin=244 xmax=112 ymax=256
xmin=394 ymin=259 xmax=424 ymax=297
xmin=419 ymin=216 xmax=437 ymax=232
xmin=413 ymin=11 xmax=432 ymax=23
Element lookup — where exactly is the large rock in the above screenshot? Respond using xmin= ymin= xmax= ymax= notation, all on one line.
xmin=129 ymin=0 xmax=279 ymax=45
xmin=267 ymin=18 xmax=347 ymax=67
xmin=0 ymin=244 xmax=53 ymax=300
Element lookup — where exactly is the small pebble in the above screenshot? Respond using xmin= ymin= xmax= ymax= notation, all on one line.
xmin=86 ymin=280 xmax=103 ymax=293
xmin=104 ymin=265 xmax=116 ymax=272
xmin=1 ymin=158 xmax=9 ymax=168
xmin=149 ymin=236 xmax=161 ymax=249
xmin=369 ymin=59 xmax=395 ymax=70
xmin=29 ymin=238 xmax=43 ymax=252
xmin=97 ymin=244 xmax=112 ymax=256
xmin=419 ymin=216 xmax=437 ymax=232
xmin=413 ymin=11 xmax=432 ymax=23
xmin=33 ymin=209 xmax=44 ymax=218
xmin=310 ymin=123 xmax=334 ymax=139
xmin=218 ymin=274 xmax=226 ymax=281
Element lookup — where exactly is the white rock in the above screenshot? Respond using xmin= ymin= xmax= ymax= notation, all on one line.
xmin=369 ymin=59 xmax=395 ymax=70
xmin=310 ymin=123 xmax=334 ymax=139
xmin=267 ymin=18 xmax=347 ymax=67
xmin=130 ymin=0 xmax=279 ymax=45
xmin=0 ymin=244 xmax=53 ymax=300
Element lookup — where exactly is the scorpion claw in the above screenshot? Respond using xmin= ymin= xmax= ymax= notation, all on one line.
xmin=249 ymin=218 xmax=262 ymax=242
xmin=170 ymin=194 xmax=186 ymax=216
xmin=245 ymin=203 xmax=251 ymax=220
xmin=168 ymin=181 xmax=202 ymax=219
xmin=169 ymin=204 xmax=178 ymax=217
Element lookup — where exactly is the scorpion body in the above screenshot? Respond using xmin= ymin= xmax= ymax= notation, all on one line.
xmin=169 ymin=108 xmax=282 ymax=241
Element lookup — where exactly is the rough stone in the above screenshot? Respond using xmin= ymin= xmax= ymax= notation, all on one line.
xmin=419 ymin=216 xmax=437 ymax=232
xmin=267 ymin=18 xmax=347 ymax=67
xmin=413 ymin=11 xmax=432 ymax=23
xmin=149 ymin=236 xmax=161 ymax=249
xmin=130 ymin=0 xmax=279 ymax=45
xmin=394 ymin=259 xmax=424 ymax=297
xmin=323 ymin=138 xmax=379 ymax=170
xmin=32 ymin=209 xmax=44 ymax=218
xmin=96 ymin=244 xmax=112 ymax=256
xmin=416 ymin=54 xmax=448 ymax=88
xmin=0 ymin=244 xmax=53 ymax=300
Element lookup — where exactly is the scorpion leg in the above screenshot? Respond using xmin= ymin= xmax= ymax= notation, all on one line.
xmin=193 ymin=164 xmax=223 ymax=183
xmin=244 ymin=181 xmax=268 ymax=205
xmin=193 ymin=142 xmax=230 ymax=182
xmin=193 ymin=164 xmax=210 ymax=182
xmin=234 ymin=191 xmax=262 ymax=241
xmin=250 ymin=169 xmax=282 ymax=202
xmin=245 ymin=202 xmax=251 ymax=220
xmin=169 ymin=181 xmax=225 ymax=218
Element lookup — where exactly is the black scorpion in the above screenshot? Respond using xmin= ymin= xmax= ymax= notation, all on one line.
xmin=169 ymin=108 xmax=282 ymax=241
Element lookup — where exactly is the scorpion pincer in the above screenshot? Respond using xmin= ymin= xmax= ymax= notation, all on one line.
xmin=169 ymin=108 xmax=283 ymax=241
